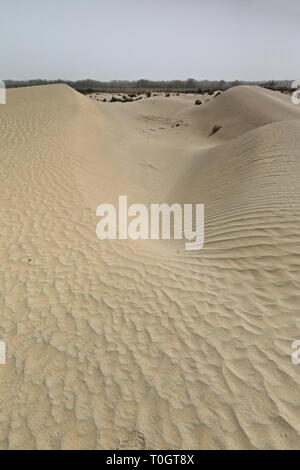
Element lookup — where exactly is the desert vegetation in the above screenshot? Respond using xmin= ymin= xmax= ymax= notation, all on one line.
xmin=4 ymin=78 xmax=294 ymax=96
xmin=209 ymin=124 xmax=222 ymax=136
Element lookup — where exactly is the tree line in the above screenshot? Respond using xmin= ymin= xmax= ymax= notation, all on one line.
xmin=4 ymin=78 xmax=293 ymax=94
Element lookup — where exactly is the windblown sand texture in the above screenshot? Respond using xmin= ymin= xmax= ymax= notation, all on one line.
xmin=1 ymin=84 xmax=300 ymax=449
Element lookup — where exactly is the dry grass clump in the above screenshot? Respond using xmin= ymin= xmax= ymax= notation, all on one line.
xmin=209 ymin=124 xmax=222 ymax=136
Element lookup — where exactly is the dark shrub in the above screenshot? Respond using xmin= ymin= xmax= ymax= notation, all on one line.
xmin=195 ymin=99 xmax=202 ymax=105
xmin=209 ymin=125 xmax=221 ymax=136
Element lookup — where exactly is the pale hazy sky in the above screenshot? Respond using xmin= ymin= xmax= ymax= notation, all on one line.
xmin=1 ymin=0 xmax=299 ymax=81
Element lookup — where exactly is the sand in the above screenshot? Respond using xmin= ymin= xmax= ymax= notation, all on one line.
xmin=0 ymin=84 xmax=300 ymax=449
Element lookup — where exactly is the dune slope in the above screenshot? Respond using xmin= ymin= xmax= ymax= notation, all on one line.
xmin=0 ymin=84 xmax=300 ymax=449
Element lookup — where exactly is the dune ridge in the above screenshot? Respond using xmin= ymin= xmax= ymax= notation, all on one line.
xmin=0 ymin=84 xmax=300 ymax=449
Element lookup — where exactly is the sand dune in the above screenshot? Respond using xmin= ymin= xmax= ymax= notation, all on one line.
xmin=1 ymin=84 xmax=300 ymax=449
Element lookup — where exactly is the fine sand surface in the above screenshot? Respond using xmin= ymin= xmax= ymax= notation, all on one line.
xmin=1 ymin=84 xmax=300 ymax=449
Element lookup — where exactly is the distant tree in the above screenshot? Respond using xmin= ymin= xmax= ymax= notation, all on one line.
xmin=185 ymin=78 xmax=196 ymax=90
